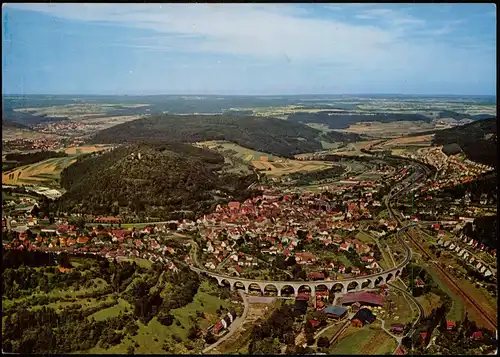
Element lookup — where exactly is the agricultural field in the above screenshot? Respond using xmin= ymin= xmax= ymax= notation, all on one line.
xmin=341 ymin=121 xmax=436 ymax=138
xmin=14 ymin=103 xmax=149 ymax=120
xmin=197 ymin=141 xmax=333 ymax=176
xmin=324 ymin=140 xmax=380 ymax=157
xmin=64 ymin=144 xmax=113 ymax=155
xmin=329 ymin=326 xmax=397 ymax=355
xmin=2 ymin=145 xmax=113 ymax=187
xmin=2 ymin=156 xmax=77 ymax=186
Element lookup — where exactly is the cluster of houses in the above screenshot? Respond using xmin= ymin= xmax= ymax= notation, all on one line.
xmin=3 ymin=221 xmax=183 ymax=273
xmin=196 ymin=189 xmax=387 ymax=278
xmin=210 ymin=309 xmax=237 ymax=335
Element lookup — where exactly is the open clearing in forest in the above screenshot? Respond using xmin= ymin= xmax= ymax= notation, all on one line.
xmin=197 ymin=140 xmax=333 ymax=176
xmin=64 ymin=145 xmax=112 ymax=155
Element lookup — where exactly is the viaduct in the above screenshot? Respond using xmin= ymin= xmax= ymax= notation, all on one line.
xmin=190 ymin=225 xmax=414 ymax=297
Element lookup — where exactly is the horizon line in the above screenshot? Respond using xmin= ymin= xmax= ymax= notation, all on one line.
xmin=3 ymin=93 xmax=497 ymax=97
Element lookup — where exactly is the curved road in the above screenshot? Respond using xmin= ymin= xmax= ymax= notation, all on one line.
xmin=202 ymin=289 xmax=249 ymax=354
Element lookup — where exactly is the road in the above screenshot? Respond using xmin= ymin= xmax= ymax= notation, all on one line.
xmin=386 ymin=163 xmax=497 ymax=330
xmin=202 ymin=289 xmax=249 ymax=354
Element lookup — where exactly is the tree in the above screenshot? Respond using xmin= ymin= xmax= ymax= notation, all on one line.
xmin=317 ymin=336 xmax=330 ymax=348
xmin=286 ymin=256 xmax=296 ymax=267
xmin=251 ymin=337 xmax=280 ymax=355
xmin=126 ymin=346 xmax=135 ymax=354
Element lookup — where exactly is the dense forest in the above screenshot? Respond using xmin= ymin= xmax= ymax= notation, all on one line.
xmin=89 ymin=114 xmax=356 ymax=157
xmin=287 ymin=112 xmax=431 ymax=129
xmin=437 ymin=173 xmax=497 ymax=202
xmin=2 ymin=150 xmax=68 ymax=172
xmin=56 ymin=143 xmax=259 ymax=220
xmin=432 ymin=117 xmax=497 ymax=167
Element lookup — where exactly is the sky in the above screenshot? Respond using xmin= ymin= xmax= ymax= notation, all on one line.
xmin=2 ymin=3 xmax=496 ymax=96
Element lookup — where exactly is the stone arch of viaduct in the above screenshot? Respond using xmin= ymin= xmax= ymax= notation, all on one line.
xmin=191 ymin=266 xmax=404 ymax=296
xmin=190 ymin=223 xmax=414 ymax=297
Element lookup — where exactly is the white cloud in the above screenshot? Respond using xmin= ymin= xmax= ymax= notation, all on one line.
xmin=3 ymin=3 xmax=490 ymax=73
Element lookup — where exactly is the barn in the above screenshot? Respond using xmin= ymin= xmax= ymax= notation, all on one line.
xmin=323 ymin=305 xmax=348 ymax=320
xmin=339 ymin=291 xmax=384 ymax=307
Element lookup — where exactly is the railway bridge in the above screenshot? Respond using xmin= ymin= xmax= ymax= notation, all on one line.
xmin=189 ymin=225 xmax=413 ymax=297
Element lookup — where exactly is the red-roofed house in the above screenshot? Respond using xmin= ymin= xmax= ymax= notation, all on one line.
xmin=395 ymin=346 xmax=406 ymax=355
xmin=446 ymin=321 xmax=456 ymax=330
xmin=472 ymin=331 xmax=483 ymax=340
xmin=77 ymin=236 xmax=89 ymax=244
xmin=295 ymin=252 xmax=316 ymax=265
xmin=228 ymin=202 xmax=241 ymax=210
xmin=420 ymin=332 xmax=428 ymax=344
xmin=308 ymin=272 xmax=325 ymax=281
xmin=308 ymin=319 xmax=321 ymax=328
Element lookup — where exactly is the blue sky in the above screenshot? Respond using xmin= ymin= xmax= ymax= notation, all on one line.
xmin=2 ymin=3 xmax=496 ymax=95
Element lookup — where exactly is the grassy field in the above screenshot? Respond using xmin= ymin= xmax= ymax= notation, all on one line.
xmin=416 ymin=292 xmax=442 ymax=317
xmin=421 ymin=264 xmax=465 ymax=321
xmin=90 ymin=298 xmax=133 ymax=321
xmin=355 ymin=231 xmax=375 ymax=244
xmin=329 ymin=326 xmax=396 ymax=355
xmin=379 ymin=290 xmax=415 ymax=326
xmin=3 ymin=254 xmax=241 ymax=355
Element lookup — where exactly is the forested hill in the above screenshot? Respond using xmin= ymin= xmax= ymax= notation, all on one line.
xmin=432 ymin=117 xmax=497 ymax=167
xmin=2 ymin=119 xmax=32 ymax=130
xmin=57 ymin=143 xmax=259 ymax=220
xmin=89 ymin=115 xmax=359 ymax=157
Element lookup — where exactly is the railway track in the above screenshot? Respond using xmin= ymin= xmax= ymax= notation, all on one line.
xmin=387 ymin=179 xmax=497 ymax=331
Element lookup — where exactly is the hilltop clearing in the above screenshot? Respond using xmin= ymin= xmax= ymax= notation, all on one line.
xmin=89 ymin=115 xmax=360 ymax=158
xmin=56 ymin=142 xmax=259 ymax=220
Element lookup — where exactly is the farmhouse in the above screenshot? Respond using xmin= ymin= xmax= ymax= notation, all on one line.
xmin=351 ymin=308 xmax=376 ymax=327
xmin=323 ymin=305 xmax=348 ymax=320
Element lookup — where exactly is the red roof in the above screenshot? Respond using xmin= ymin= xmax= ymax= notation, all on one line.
xmin=446 ymin=321 xmax=456 ymax=329
xmin=395 ymin=346 xmax=406 ymax=355
xmin=308 ymin=319 xmax=321 ymax=328
xmin=228 ymin=201 xmax=241 ymax=209
xmin=77 ymin=236 xmax=89 ymax=244
xmin=420 ymin=332 xmax=427 ymax=341
xmin=340 ymin=292 xmax=383 ymax=306
xmin=472 ymin=331 xmax=483 ymax=340
xmin=308 ymin=272 xmax=325 ymax=280
xmin=283 ymin=249 xmax=291 ymax=256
